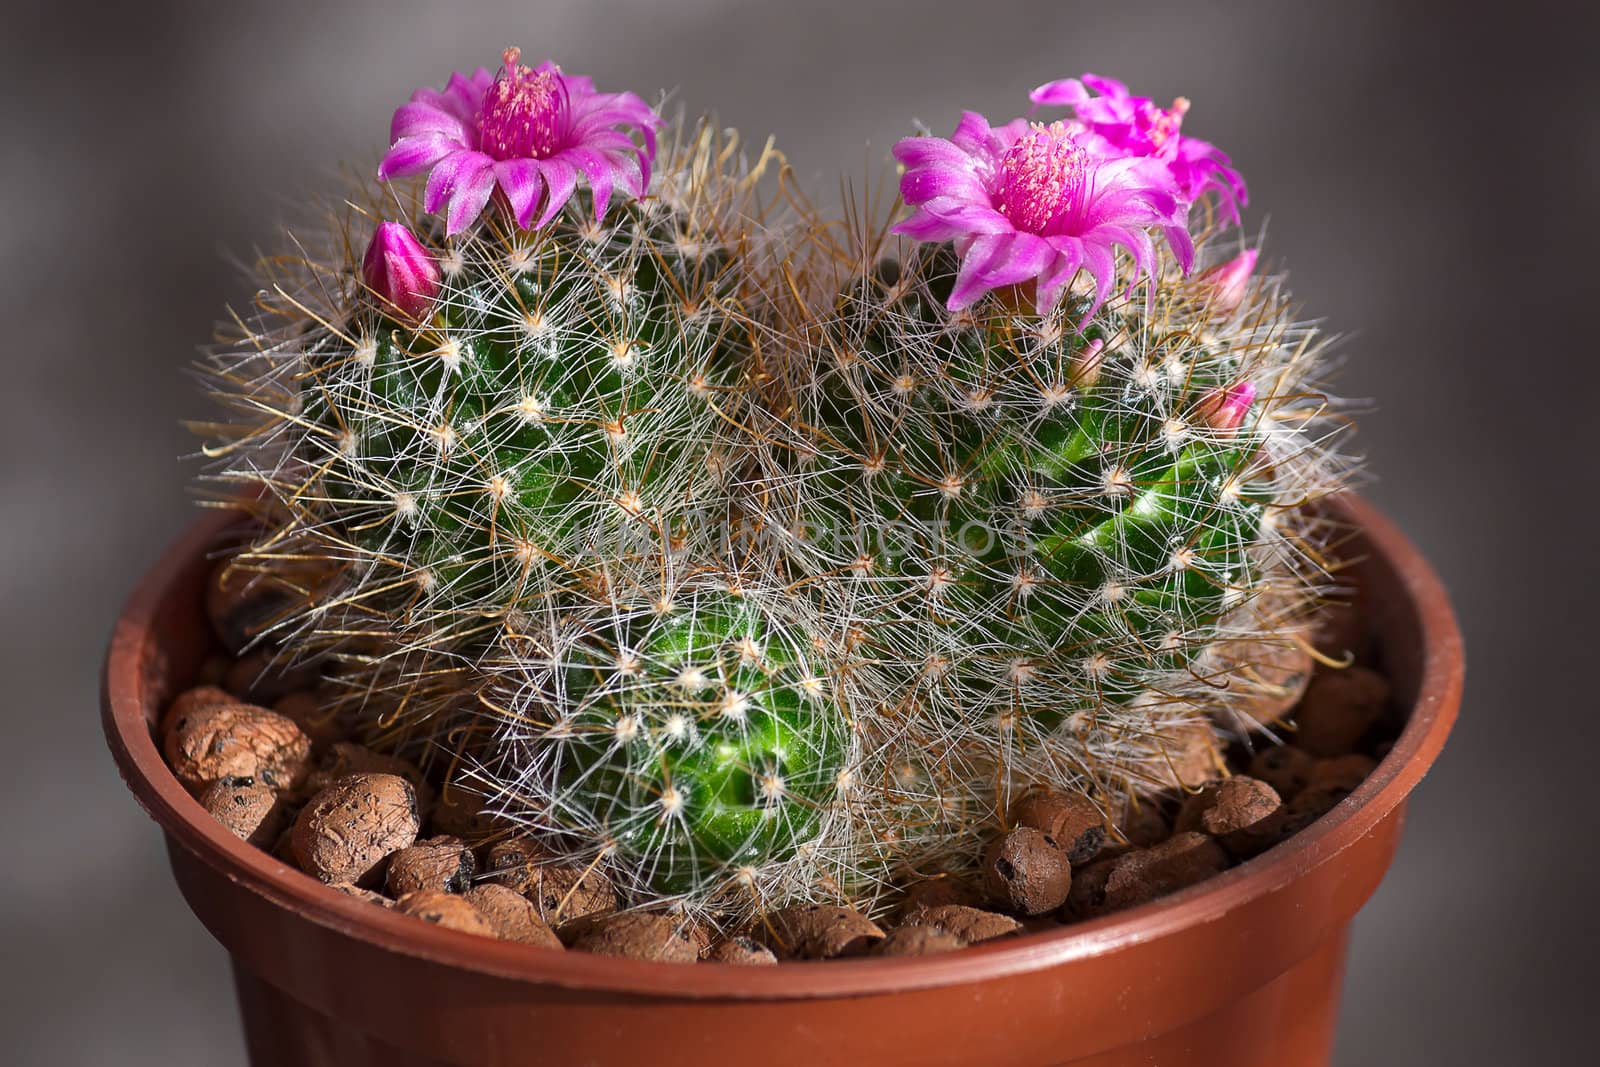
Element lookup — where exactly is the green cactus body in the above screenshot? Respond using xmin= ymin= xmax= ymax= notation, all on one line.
xmin=297 ymin=192 xmax=741 ymax=638
xmin=770 ymin=246 xmax=1269 ymax=716
xmin=487 ymin=582 xmax=850 ymax=898
xmin=745 ymin=229 xmax=1329 ymax=813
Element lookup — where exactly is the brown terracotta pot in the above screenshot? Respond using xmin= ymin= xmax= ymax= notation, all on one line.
xmin=103 ymin=494 xmax=1462 ymax=1067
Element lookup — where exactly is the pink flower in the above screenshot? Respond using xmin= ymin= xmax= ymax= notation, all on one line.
xmin=378 ymin=48 xmax=662 ymax=236
xmin=892 ymin=112 xmax=1190 ymax=316
xmin=362 ymin=221 xmax=441 ymax=322
xmin=1201 ymin=248 xmax=1258 ymax=313
xmin=1030 ymin=74 xmax=1247 ymax=223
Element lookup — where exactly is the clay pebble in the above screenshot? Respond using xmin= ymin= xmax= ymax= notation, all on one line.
xmin=898 ymin=904 xmax=1022 ymax=944
xmin=290 ymin=773 xmax=420 ymax=886
xmin=564 ymin=913 xmax=700 ymax=962
xmin=395 ymin=890 xmax=497 ymax=936
xmin=164 ymin=701 xmax=312 ymax=796
xmin=1009 ymin=789 xmax=1106 ymax=865
xmin=982 ymin=827 xmax=1074 ymax=916
xmin=461 ymin=884 xmax=562 ymax=948
xmin=385 ymin=836 xmax=476 ymax=897
xmin=1292 ymin=667 xmax=1391 ymax=757
xmin=756 ymin=904 xmax=885 ymax=960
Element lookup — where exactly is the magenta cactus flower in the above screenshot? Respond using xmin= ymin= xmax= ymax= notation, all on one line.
xmin=361 ymin=221 xmax=441 ymax=322
xmin=378 ymin=47 xmax=662 ymax=236
xmin=1201 ymin=248 xmax=1259 ymax=312
xmin=892 ymin=112 xmax=1190 ymax=316
xmin=1030 ymin=74 xmax=1247 ymax=222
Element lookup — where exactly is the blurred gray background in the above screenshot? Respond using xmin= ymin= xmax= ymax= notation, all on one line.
xmin=5 ymin=0 xmax=1595 ymax=1063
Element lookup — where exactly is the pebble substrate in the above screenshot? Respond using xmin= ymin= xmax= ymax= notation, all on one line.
xmin=160 ymin=556 xmax=1396 ymax=963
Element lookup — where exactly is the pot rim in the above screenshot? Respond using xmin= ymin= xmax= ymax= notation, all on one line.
xmin=103 ymin=491 xmax=1461 ymax=1000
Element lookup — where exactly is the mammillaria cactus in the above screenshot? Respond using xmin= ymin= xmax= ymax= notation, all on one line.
xmin=468 ymin=572 xmax=879 ymax=910
xmin=192 ymin=56 xmax=1349 ymax=924
xmin=737 ymin=75 xmax=1344 ymax=837
xmin=200 ymin=51 xmax=767 ymax=655
xmin=196 ymin=48 xmax=886 ymax=922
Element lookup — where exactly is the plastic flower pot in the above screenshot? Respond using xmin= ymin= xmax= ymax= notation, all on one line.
xmin=103 ymin=492 xmax=1461 ymax=1067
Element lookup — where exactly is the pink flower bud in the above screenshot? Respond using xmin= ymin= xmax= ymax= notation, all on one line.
xmin=362 ymin=221 xmax=441 ymax=322
xmin=1069 ymin=337 xmax=1105 ymax=387
xmin=1201 ymin=248 xmax=1258 ymax=313
xmin=1198 ymin=381 xmax=1256 ymax=434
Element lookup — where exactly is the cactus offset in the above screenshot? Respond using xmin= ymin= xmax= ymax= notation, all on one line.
xmin=739 ymin=134 xmax=1344 ymax=828
xmin=467 ymin=570 xmax=885 ymax=911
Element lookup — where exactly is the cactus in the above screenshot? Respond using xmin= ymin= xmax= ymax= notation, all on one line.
xmin=736 ymin=87 xmax=1345 ymax=826
xmin=199 ymin=116 xmax=770 ymax=660
xmin=190 ymin=58 xmax=1350 ymax=922
xmin=194 ymin=52 xmax=898 ymax=920
xmin=467 ymin=570 xmax=880 ymax=909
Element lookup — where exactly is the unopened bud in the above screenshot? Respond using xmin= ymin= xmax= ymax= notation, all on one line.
xmin=1069 ymin=337 xmax=1105 ymax=387
xmin=363 ymin=221 xmax=441 ymax=322
xmin=1202 ymin=248 xmax=1257 ymax=313
xmin=1197 ymin=381 xmax=1256 ymax=434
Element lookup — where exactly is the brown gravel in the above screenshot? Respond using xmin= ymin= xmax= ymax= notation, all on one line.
xmin=1101 ymin=832 xmax=1229 ymax=911
xmin=303 ymin=743 xmax=434 ymax=812
xmin=480 ymin=838 xmax=618 ymax=925
xmin=198 ymin=776 xmax=292 ymax=848
xmin=1059 ymin=856 xmax=1120 ymax=921
xmin=527 ymin=865 xmax=619 ymax=928
xmin=385 ymin=836 xmax=476 ymax=897
xmin=1117 ymin=799 xmax=1171 ymax=848
xmin=290 ymin=773 xmax=420 ymax=886
xmin=1307 ymin=754 xmax=1379 ymax=793
xmin=873 ymin=925 xmax=966 ymax=957
xmin=394 ymin=890 xmax=496 ymax=936
xmin=163 ymin=701 xmax=312 ymax=796
xmin=1175 ymin=778 xmax=1285 ymax=859
xmin=329 ymin=882 xmax=391 ymax=907
xmin=898 ymin=904 xmax=1022 ymax=944
xmin=897 ymin=875 xmax=983 ymax=916
xmin=1248 ymin=745 xmax=1316 ymax=798
xmin=563 ymin=913 xmax=700 ymax=962
xmin=755 ymin=904 xmax=885 ymax=960
xmin=224 ymin=651 xmax=322 ymax=707
xmin=461 ymin=884 xmax=562 ymax=948
xmin=272 ymin=690 xmax=351 ymax=748
xmin=205 ymin=562 xmax=296 ymax=655
xmin=1292 ymin=667 xmax=1392 ymax=757
xmin=430 ymin=789 xmax=504 ymax=838
xmin=1009 ymin=789 xmax=1106 ymax=864
xmin=159 ymin=685 xmax=235 ymax=739
xmin=982 ymin=827 xmax=1074 ymax=916
xmin=703 ymin=936 xmax=778 ymax=965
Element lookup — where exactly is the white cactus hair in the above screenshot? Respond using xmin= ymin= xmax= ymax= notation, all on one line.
xmin=458 ymin=559 xmax=932 ymax=922
xmin=190 ymin=114 xmax=784 ymax=683
xmin=736 ymin=188 xmax=1353 ymax=833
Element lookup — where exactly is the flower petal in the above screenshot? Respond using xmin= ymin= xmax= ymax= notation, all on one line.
xmin=1029 ymin=78 xmax=1089 ymax=108
xmin=562 ymin=148 xmax=621 ymax=220
xmin=900 ymin=163 xmax=988 ymax=207
xmin=389 ymin=101 xmax=471 ymax=145
xmin=534 ymin=157 xmax=578 ymax=228
xmin=379 ymin=134 xmax=459 ymax=181
xmin=495 ymin=159 xmax=546 ymax=229
xmin=443 ymin=155 xmax=496 ymax=236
